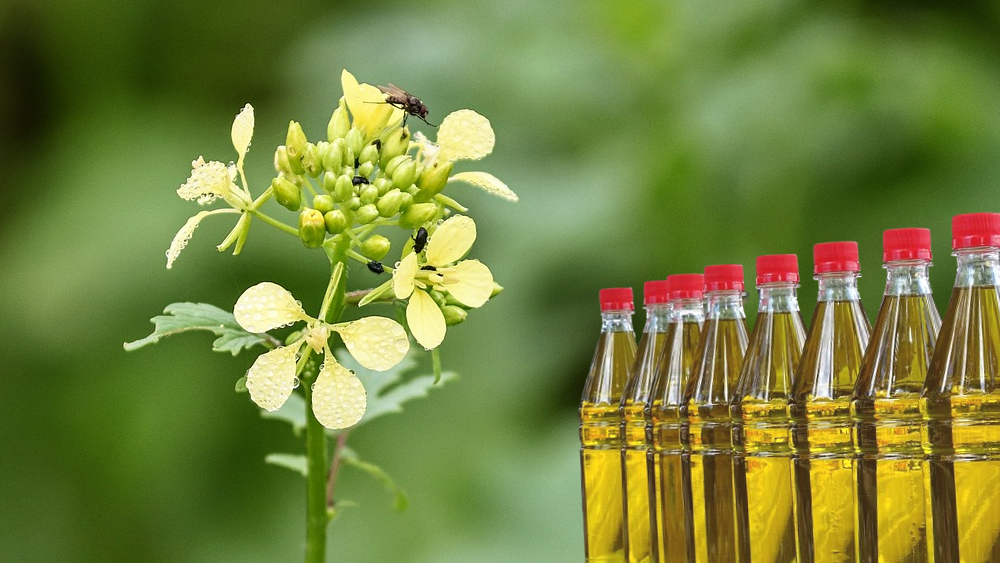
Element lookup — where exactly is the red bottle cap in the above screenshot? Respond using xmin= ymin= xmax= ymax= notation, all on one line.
xmin=756 ymin=254 xmax=799 ymax=285
xmin=704 ymin=264 xmax=744 ymax=292
xmin=599 ymin=287 xmax=634 ymax=312
xmin=814 ymin=241 xmax=860 ymax=274
xmin=883 ymin=228 xmax=932 ymax=262
xmin=666 ymin=274 xmax=704 ymax=300
xmin=643 ymin=280 xmax=670 ymax=305
xmin=952 ymin=213 xmax=1000 ymax=250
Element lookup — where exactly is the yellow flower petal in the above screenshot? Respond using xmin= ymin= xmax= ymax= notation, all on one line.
xmin=177 ymin=157 xmax=234 ymax=205
xmin=407 ymin=289 xmax=446 ymax=350
xmin=440 ymin=259 xmax=494 ymax=308
xmin=165 ymin=210 xmax=213 ymax=269
xmin=312 ymin=353 xmax=367 ymax=429
xmin=334 ymin=317 xmax=409 ymax=371
xmin=393 ymin=252 xmax=419 ymax=299
xmin=231 ymin=103 xmax=254 ymax=166
xmin=449 ymin=171 xmax=518 ymax=202
xmin=234 ymin=282 xmax=307 ymax=333
xmin=341 ymin=69 xmax=395 ymax=142
xmin=246 ymin=343 xmax=301 ymax=412
xmin=437 ymin=109 xmax=495 ymax=162
xmin=426 ymin=215 xmax=476 ymax=266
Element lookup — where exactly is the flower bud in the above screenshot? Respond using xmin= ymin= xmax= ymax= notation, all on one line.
xmin=392 ymin=159 xmax=418 ymax=190
xmin=345 ymin=196 xmax=362 ymax=211
xmin=356 ymin=204 xmax=379 ymax=224
xmin=361 ymin=235 xmax=391 ymax=260
xmin=323 ymin=139 xmax=345 ymax=171
xmin=301 ymin=143 xmax=323 ymax=177
xmin=298 ymin=208 xmax=326 ymax=248
xmin=491 ymin=282 xmax=504 ymax=298
xmin=383 ymin=155 xmax=409 ymax=178
xmin=415 ymin=161 xmax=453 ymax=199
xmin=399 ymin=202 xmax=438 ymax=229
xmin=373 ymin=177 xmax=393 ymax=196
xmin=358 ymin=143 xmax=379 ymax=166
xmin=441 ymin=305 xmax=468 ymax=326
xmin=274 ymin=146 xmax=291 ymax=174
xmin=429 ymin=290 xmax=447 ymax=308
xmin=323 ymin=209 xmax=347 ymax=234
xmin=322 ymin=171 xmax=337 ymax=193
xmin=327 ymin=99 xmax=350 ymax=141
xmin=333 ymin=174 xmax=354 ymax=202
xmin=376 ymin=189 xmax=403 ymax=217
xmin=285 ymin=121 xmax=308 ymax=174
xmin=399 ymin=192 xmax=414 ymax=210
xmin=379 ymin=128 xmax=410 ymax=167
xmin=313 ymin=194 xmax=335 ymax=214
xmin=272 ymin=176 xmax=301 ymax=211
xmin=359 ymin=184 xmax=379 ymax=205
xmin=345 ymin=128 xmax=364 ymax=161
xmin=357 ymin=161 xmax=375 ymax=178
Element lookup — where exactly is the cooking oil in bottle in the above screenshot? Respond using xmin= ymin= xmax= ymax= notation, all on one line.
xmin=649 ymin=274 xmax=705 ymax=563
xmin=622 ymin=281 xmax=672 ymax=563
xmin=581 ymin=288 xmax=637 ymax=563
xmin=688 ymin=264 xmax=748 ymax=563
xmin=790 ymin=241 xmax=872 ymax=563
xmin=852 ymin=228 xmax=940 ymax=563
xmin=921 ymin=213 xmax=1000 ymax=563
xmin=732 ymin=254 xmax=806 ymax=563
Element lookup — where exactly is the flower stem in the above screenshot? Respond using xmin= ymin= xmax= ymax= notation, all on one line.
xmin=303 ymin=373 xmax=329 ymax=563
xmin=249 ymin=209 xmax=300 ymax=237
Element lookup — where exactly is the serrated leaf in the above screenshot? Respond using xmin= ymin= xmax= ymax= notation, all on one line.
xmin=260 ymin=392 xmax=307 ymax=434
xmin=264 ymin=453 xmax=307 ymax=477
xmin=124 ymin=302 xmax=273 ymax=356
xmin=342 ymin=454 xmax=408 ymax=511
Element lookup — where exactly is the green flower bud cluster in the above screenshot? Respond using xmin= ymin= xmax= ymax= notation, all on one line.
xmin=271 ymin=112 xmax=446 ymax=251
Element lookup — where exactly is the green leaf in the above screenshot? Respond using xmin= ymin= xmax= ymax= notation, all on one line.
xmin=340 ymin=448 xmax=408 ymax=511
xmin=264 ymin=453 xmax=307 ymax=477
xmin=124 ymin=302 xmax=274 ymax=356
xmin=260 ymin=392 xmax=307 ymax=434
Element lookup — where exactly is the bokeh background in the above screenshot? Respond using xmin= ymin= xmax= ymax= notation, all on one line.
xmin=2 ymin=1 xmax=1000 ymax=561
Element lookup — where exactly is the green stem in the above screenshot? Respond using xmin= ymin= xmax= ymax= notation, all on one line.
xmin=249 ymin=209 xmax=299 ymax=237
xmin=303 ymin=366 xmax=328 ymax=563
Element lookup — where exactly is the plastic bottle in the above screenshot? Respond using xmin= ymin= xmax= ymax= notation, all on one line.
xmin=732 ymin=254 xmax=807 ymax=563
xmin=649 ymin=274 xmax=706 ymax=563
xmin=687 ymin=264 xmax=748 ymax=563
xmin=581 ymin=288 xmax=637 ymax=563
xmin=621 ymin=281 xmax=671 ymax=563
xmin=790 ymin=241 xmax=872 ymax=563
xmin=852 ymin=228 xmax=940 ymax=563
xmin=921 ymin=213 xmax=1000 ymax=562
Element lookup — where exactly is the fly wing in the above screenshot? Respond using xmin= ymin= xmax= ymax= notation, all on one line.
xmin=377 ymin=83 xmax=407 ymax=99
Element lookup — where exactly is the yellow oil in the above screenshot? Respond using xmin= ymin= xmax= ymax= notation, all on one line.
xmin=921 ymin=285 xmax=1000 ymax=563
xmin=791 ymin=298 xmax=871 ymax=563
xmin=688 ymin=315 xmax=748 ymax=563
xmin=622 ymin=305 xmax=671 ymax=563
xmin=853 ymin=292 xmax=939 ymax=563
xmin=650 ymin=307 xmax=704 ymax=563
xmin=733 ymin=308 xmax=806 ymax=563
xmin=581 ymin=322 xmax=637 ymax=563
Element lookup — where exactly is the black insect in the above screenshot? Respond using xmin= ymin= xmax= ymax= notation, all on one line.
xmin=376 ymin=83 xmax=436 ymax=127
xmin=412 ymin=227 xmax=428 ymax=253
xmin=367 ymin=260 xmax=384 ymax=274
xmin=352 ymin=176 xmax=370 ymax=186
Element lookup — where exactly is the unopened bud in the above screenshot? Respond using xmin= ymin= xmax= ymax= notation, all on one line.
xmin=376 ymin=189 xmax=403 ymax=217
xmin=373 ymin=177 xmax=393 ymax=196
xmin=359 ymin=184 xmax=378 ymax=205
xmin=392 ymin=159 xmax=418 ymax=190
xmin=301 ymin=143 xmax=323 ymax=177
xmin=274 ymin=146 xmax=291 ymax=174
xmin=327 ymin=99 xmax=350 ymax=141
xmin=384 ymin=155 xmax=409 ymax=178
xmin=298 ymin=208 xmax=326 ymax=248
xmin=345 ymin=128 xmax=364 ymax=161
xmin=441 ymin=305 xmax=468 ymax=326
xmin=333 ymin=175 xmax=354 ymax=202
xmin=415 ymin=161 xmax=453 ymax=199
xmin=313 ymin=194 xmax=334 ymax=214
xmin=358 ymin=143 xmax=379 ymax=166
xmin=429 ymin=290 xmax=447 ymax=308
xmin=285 ymin=121 xmax=308 ymax=174
xmin=399 ymin=202 xmax=438 ymax=229
xmin=356 ymin=204 xmax=379 ymax=225
xmin=357 ymin=161 xmax=375 ymax=178
xmin=322 ymin=171 xmax=337 ymax=192
xmin=491 ymin=282 xmax=504 ymax=298
xmin=323 ymin=209 xmax=347 ymax=234
xmin=379 ymin=128 xmax=410 ymax=167
xmin=273 ymin=176 xmax=301 ymax=211
xmin=361 ymin=235 xmax=391 ymax=260
xmin=345 ymin=196 xmax=362 ymax=211
xmin=323 ymin=139 xmax=345 ymax=171
xmin=399 ymin=192 xmax=414 ymax=210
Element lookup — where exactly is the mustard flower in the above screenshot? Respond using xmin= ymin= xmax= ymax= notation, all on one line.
xmin=233 ymin=282 xmax=409 ymax=429
xmin=340 ymin=69 xmax=403 ymax=143
xmin=392 ymin=215 xmax=494 ymax=350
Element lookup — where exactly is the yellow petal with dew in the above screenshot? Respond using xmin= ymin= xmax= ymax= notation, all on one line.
xmin=246 ymin=343 xmax=301 ymax=412
xmin=437 ymin=109 xmax=494 ymax=162
xmin=426 ymin=214 xmax=476 ymax=266
xmin=440 ymin=259 xmax=494 ymax=308
xmin=407 ymin=289 xmax=446 ymax=350
xmin=393 ymin=252 xmax=419 ymax=299
xmin=177 ymin=157 xmax=233 ymax=205
xmin=334 ymin=316 xmax=409 ymax=371
xmin=449 ymin=171 xmax=518 ymax=202
xmin=166 ymin=210 xmax=212 ymax=269
xmin=312 ymin=353 xmax=367 ymax=429
xmin=231 ymin=103 xmax=254 ymax=166
xmin=234 ymin=282 xmax=307 ymax=333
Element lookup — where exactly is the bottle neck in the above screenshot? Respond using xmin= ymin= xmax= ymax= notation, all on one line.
xmin=816 ymin=271 xmax=861 ymax=302
xmin=705 ymin=290 xmax=745 ymax=320
xmin=883 ymin=260 xmax=933 ymax=296
xmin=671 ymin=298 xmax=705 ymax=322
xmin=953 ymin=247 xmax=1000 ymax=288
xmin=642 ymin=303 xmax=672 ymax=332
xmin=601 ymin=310 xmax=634 ymax=332
xmin=757 ymin=283 xmax=800 ymax=313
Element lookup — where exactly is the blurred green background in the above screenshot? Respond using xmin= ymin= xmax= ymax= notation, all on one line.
xmin=2 ymin=1 xmax=999 ymax=561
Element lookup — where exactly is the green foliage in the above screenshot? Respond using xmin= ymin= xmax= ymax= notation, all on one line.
xmin=124 ymin=302 xmax=275 ymax=356
xmin=261 ymin=393 xmax=308 ymax=435
xmin=264 ymin=453 xmax=308 ymax=477
xmin=340 ymin=447 xmax=408 ymax=511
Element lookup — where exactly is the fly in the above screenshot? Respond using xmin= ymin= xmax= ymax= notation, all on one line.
xmin=376 ymin=83 xmax=436 ymax=127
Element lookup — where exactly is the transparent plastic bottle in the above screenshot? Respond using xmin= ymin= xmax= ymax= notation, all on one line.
xmin=732 ymin=254 xmax=806 ymax=563
xmin=622 ymin=281 xmax=672 ymax=563
xmin=921 ymin=213 xmax=1000 ymax=563
xmin=790 ymin=241 xmax=872 ymax=563
xmin=581 ymin=288 xmax=638 ymax=563
xmin=852 ymin=228 xmax=940 ymax=563
xmin=687 ymin=264 xmax=748 ymax=563
xmin=649 ymin=274 xmax=706 ymax=563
